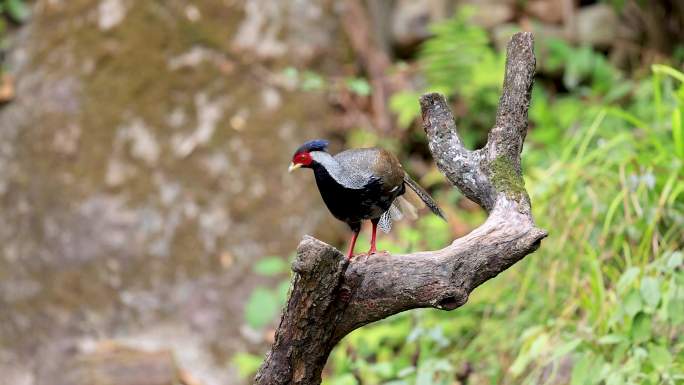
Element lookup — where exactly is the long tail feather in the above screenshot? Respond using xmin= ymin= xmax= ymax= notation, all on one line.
xmin=403 ymin=174 xmax=446 ymax=221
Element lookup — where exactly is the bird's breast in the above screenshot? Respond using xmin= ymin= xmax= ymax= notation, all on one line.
xmin=313 ymin=167 xmax=398 ymax=223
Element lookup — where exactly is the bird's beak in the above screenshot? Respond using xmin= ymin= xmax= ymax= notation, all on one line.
xmin=288 ymin=162 xmax=302 ymax=173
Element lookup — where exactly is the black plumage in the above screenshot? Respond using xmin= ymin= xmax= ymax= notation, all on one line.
xmin=289 ymin=139 xmax=445 ymax=258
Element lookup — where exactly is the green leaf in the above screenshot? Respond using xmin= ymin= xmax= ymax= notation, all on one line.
xmin=397 ymin=366 xmax=415 ymax=377
xmin=276 ymin=280 xmax=290 ymax=303
xmin=5 ymin=0 xmax=30 ymax=23
xmin=630 ymin=312 xmax=652 ymax=343
xmin=597 ymin=334 xmax=626 ymax=345
xmin=282 ymin=66 xmax=298 ymax=80
xmin=389 ymin=91 xmax=421 ymax=129
xmin=253 ymin=256 xmax=289 ymax=276
xmin=550 ymin=338 xmax=582 ymax=361
xmin=673 ymin=106 xmax=684 ymax=158
xmin=667 ymin=251 xmax=683 ymax=269
xmin=623 ymin=289 xmax=643 ymax=317
xmin=617 ymin=267 xmax=640 ymax=293
xmin=571 ymin=353 xmax=592 ymax=385
xmin=605 ymin=372 xmax=624 ymax=385
xmin=300 ymin=71 xmax=326 ymax=91
xmin=668 ymin=299 xmax=684 ymax=324
xmin=640 ymin=277 xmax=661 ymax=308
xmin=324 ymin=373 xmax=359 ymax=385
xmin=244 ymin=287 xmax=280 ymax=329
xmin=345 ymin=78 xmax=371 ymax=96
xmin=231 ymin=352 xmax=263 ymax=379
xmin=648 ymin=344 xmax=672 ymax=369
xmin=510 ymin=333 xmax=548 ymax=375
xmin=371 ymin=361 xmax=395 ymax=378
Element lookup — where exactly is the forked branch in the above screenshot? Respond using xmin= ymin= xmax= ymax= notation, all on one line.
xmin=255 ymin=32 xmax=546 ymax=385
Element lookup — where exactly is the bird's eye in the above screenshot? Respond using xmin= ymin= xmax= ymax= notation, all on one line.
xmin=293 ymin=152 xmax=312 ymax=166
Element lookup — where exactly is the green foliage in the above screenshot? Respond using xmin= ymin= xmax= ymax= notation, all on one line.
xmin=244 ymin=287 xmax=280 ymax=330
xmin=345 ymin=77 xmax=372 ymax=96
xmin=242 ymin=256 xmax=291 ymax=331
xmin=420 ymin=7 xmax=498 ymax=92
xmin=282 ymin=67 xmax=373 ymax=97
xmin=0 ymin=0 xmax=29 ymax=24
xmin=253 ymin=256 xmax=289 ymax=276
xmin=232 ymin=352 xmax=264 ymax=379
xmin=327 ymin=20 xmax=684 ymax=385
xmin=237 ymin=16 xmax=684 ymax=385
xmin=390 ymin=8 xmax=504 ymax=145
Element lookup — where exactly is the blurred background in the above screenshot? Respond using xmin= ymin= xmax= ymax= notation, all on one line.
xmin=0 ymin=0 xmax=682 ymax=384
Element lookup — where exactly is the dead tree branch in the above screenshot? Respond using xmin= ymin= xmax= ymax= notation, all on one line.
xmin=255 ymin=32 xmax=546 ymax=385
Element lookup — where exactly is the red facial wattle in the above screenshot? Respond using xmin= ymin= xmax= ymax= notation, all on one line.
xmin=293 ymin=151 xmax=312 ymax=166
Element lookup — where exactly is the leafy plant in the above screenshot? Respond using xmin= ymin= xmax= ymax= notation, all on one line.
xmin=243 ymin=256 xmax=291 ymax=330
xmin=235 ymin=256 xmax=292 ymax=379
xmin=326 ymin=19 xmax=684 ymax=385
xmin=390 ymin=8 xmax=503 ymax=147
xmin=238 ymin=15 xmax=684 ymax=385
xmin=0 ymin=0 xmax=29 ymax=24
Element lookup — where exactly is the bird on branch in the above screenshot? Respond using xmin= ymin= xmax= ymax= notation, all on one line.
xmin=288 ymin=139 xmax=445 ymax=258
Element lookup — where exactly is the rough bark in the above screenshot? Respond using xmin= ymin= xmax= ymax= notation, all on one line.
xmin=255 ymin=32 xmax=546 ymax=385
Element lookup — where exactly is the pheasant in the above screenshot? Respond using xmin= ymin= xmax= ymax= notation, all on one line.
xmin=288 ymin=139 xmax=445 ymax=258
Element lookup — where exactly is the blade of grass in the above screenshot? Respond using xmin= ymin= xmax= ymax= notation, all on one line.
xmin=673 ymin=106 xmax=684 ymax=158
xmin=638 ymin=167 xmax=678 ymax=263
xmin=602 ymin=190 xmax=626 ymax=238
xmin=652 ymin=64 xmax=684 ymax=84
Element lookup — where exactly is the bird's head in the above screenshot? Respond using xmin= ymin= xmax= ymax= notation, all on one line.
xmin=288 ymin=139 xmax=329 ymax=172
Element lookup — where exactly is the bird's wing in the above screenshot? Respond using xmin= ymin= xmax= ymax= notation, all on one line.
xmin=329 ymin=149 xmax=378 ymax=189
xmin=334 ymin=148 xmax=404 ymax=192
xmin=311 ymin=150 xmax=373 ymax=189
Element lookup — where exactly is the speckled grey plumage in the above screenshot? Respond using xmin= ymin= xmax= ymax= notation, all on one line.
xmin=310 ymin=151 xmax=373 ymax=189
xmin=378 ymin=210 xmax=392 ymax=233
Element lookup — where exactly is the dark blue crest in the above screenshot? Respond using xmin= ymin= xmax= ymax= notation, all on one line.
xmin=295 ymin=139 xmax=329 ymax=154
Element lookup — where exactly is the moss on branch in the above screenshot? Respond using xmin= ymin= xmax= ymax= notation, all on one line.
xmin=490 ymin=155 xmax=528 ymax=201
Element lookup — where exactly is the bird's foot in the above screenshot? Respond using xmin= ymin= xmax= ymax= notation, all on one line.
xmin=365 ymin=249 xmax=389 ymax=256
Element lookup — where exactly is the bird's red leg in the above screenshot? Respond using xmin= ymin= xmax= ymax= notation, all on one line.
xmin=368 ymin=220 xmax=378 ymax=255
xmin=346 ymin=230 xmax=359 ymax=259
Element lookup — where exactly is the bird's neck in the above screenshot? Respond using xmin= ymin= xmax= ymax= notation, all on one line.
xmin=310 ymin=151 xmax=342 ymax=176
xmin=310 ymin=151 xmax=353 ymax=189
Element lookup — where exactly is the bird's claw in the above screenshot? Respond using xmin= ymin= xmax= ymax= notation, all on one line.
xmin=373 ymin=250 xmax=389 ymax=256
xmin=360 ymin=250 xmax=388 ymax=257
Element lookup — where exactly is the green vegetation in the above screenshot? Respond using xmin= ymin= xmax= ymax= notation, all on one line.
xmin=0 ymin=0 xmax=29 ymax=24
xmin=236 ymin=13 xmax=683 ymax=385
